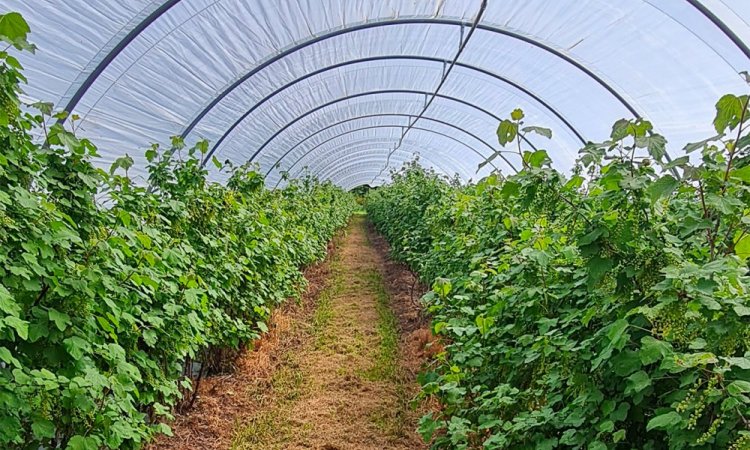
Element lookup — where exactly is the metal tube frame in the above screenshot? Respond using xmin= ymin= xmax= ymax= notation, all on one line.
xmin=280 ymin=124 xmax=496 ymax=180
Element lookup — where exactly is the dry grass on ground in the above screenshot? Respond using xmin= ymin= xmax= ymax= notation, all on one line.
xmin=152 ymin=217 xmax=440 ymax=450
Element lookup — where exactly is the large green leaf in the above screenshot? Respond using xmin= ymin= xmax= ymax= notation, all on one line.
xmin=735 ymin=233 xmax=750 ymax=260
xmin=714 ymin=94 xmax=746 ymax=132
xmin=48 ymin=308 xmax=71 ymax=332
xmin=0 ymin=286 xmax=20 ymax=317
xmin=0 ymin=12 xmax=33 ymax=50
xmin=4 ymin=317 xmax=28 ymax=340
xmin=497 ymin=120 xmax=517 ymax=146
xmin=66 ymin=436 xmax=99 ymax=450
xmin=626 ymin=370 xmax=651 ymax=394
xmin=646 ymin=175 xmax=680 ymax=203
xmin=523 ymin=150 xmax=550 ymax=168
xmin=31 ymin=418 xmax=55 ymax=439
xmin=730 ymin=165 xmax=750 ymax=183
xmin=727 ymin=380 xmax=750 ymax=395
xmin=522 ymin=126 xmax=552 ymax=139
xmin=646 ymin=412 xmax=682 ymax=431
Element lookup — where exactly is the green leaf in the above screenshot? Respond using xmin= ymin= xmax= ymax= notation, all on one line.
xmin=646 ymin=175 xmax=679 ymax=203
xmin=475 ymin=315 xmax=495 ymax=336
xmin=0 ymin=416 xmax=22 ymax=443
xmin=0 ymin=286 xmax=20 ymax=317
xmin=433 ymin=278 xmax=452 ymax=297
xmin=136 ymin=232 xmax=152 ymax=249
xmin=611 ymin=119 xmax=632 ymax=141
xmin=66 ymin=435 xmax=99 ymax=450
xmin=678 ymin=352 xmax=718 ymax=367
xmin=598 ymin=420 xmax=614 ymax=433
xmin=497 ymin=120 xmax=517 ymax=146
xmin=28 ymin=322 xmax=49 ymax=342
xmin=587 ymin=256 xmax=613 ymax=288
xmin=612 ymin=350 xmax=642 ymax=376
xmin=0 ymin=346 xmax=21 ymax=368
xmin=142 ymin=329 xmax=157 ymax=347
xmin=31 ymin=418 xmax=55 ymax=439
xmin=521 ymin=126 xmax=552 ymax=139
xmin=663 ymin=155 xmax=690 ymax=170
xmin=523 ymin=150 xmax=550 ymax=168
xmin=688 ymin=338 xmax=707 ymax=350
xmin=729 ymin=165 xmax=750 ymax=183
xmin=723 ymin=357 xmax=750 ymax=370
xmin=683 ymin=134 xmax=723 ymax=153
xmin=4 ymin=316 xmax=28 ymax=340
xmin=646 ymin=411 xmax=682 ymax=431
xmin=646 ymin=134 xmax=667 ymax=161
xmin=733 ymin=305 xmax=750 ymax=317
xmin=606 ymin=319 xmax=629 ymax=346
xmin=727 ymin=380 xmax=750 ymax=395
xmin=63 ymin=336 xmax=91 ymax=361
xmin=48 ymin=308 xmax=72 ymax=332
xmin=626 ymin=370 xmax=651 ymax=394
xmin=31 ymin=101 xmax=54 ymax=116
xmin=0 ymin=13 xmax=29 ymax=39
xmin=478 ymin=151 xmax=499 ymax=171
xmin=640 ymin=336 xmax=672 ymax=365
xmin=565 ymin=175 xmax=584 ymax=190
xmin=418 ymin=413 xmax=441 ymax=442
xmin=735 ymin=232 xmax=750 ymax=261
xmin=110 ymin=154 xmax=134 ymax=174
xmin=714 ymin=94 xmax=746 ymax=133
xmin=145 ymin=147 xmax=158 ymax=162
xmin=117 ymin=209 xmax=131 ymax=227
xmin=0 ymin=12 xmax=33 ymax=50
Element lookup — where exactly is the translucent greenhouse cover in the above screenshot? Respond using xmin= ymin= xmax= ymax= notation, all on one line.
xmin=5 ymin=0 xmax=750 ymax=189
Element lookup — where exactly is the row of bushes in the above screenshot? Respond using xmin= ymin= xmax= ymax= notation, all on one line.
xmin=0 ymin=15 xmax=356 ymax=450
xmin=367 ymin=102 xmax=750 ymax=448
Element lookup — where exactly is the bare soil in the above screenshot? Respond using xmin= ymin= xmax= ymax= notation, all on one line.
xmin=151 ymin=216 xmax=438 ymax=450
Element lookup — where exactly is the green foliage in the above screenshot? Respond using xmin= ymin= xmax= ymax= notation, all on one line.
xmin=368 ymin=96 xmax=750 ymax=448
xmin=0 ymin=14 xmax=355 ymax=449
xmin=483 ymin=109 xmax=552 ymax=171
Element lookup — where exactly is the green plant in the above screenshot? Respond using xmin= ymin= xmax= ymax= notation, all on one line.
xmin=368 ymin=99 xmax=750 ymax=448
xmin=0 ymin=13 xmax=355 ymax=449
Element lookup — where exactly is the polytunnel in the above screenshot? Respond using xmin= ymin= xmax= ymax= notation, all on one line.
xmin=6 ymin=0 xmax=750 ymax=189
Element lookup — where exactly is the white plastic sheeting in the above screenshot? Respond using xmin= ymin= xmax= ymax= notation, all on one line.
xmin=5 ymin=0 xmax=750 ymax=188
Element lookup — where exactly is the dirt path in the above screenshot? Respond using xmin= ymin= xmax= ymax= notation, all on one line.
xmin=153 ymin=216 xmax=433 ymax=450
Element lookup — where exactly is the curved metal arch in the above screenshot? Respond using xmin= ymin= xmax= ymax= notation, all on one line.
xmin=271 ymin=138 xmax=471 ymax=189
xmin=316 ymin=151 xmax=455 ymax=183
xmin=266 ymin=113 xmax=508 ymax=176
xmin=334 ymin=170 xmax=396 ymax=190
xmin=58 ymin=0 xmax=182 ymax=123
xmin=260 ymin=100 xmax=504 ymax=169
xmin=265 ymin=112 xmax=503 ymax=178
xmin=327 ymin=160 xmax=424 ymax=185
xmin=686 ymin=0 xmax=750 ymax=60
xmin=319 ymin=157 xmax=425 ymax=184
xmin=318 ymin=149 xmax=453 ymax=180
xmin=314 ymin=149 xmax=426 ymax=181
xmin=177 ymin=18 xmax=651 ymax=142
xmin=292 ymin=132 xmax=478 ymax=181
xmin=201 ymin=54 xmax=586 ymax=165
xmin=282 ymin=124 xmax=493 ymax=180
xmin=243 ymin=89 xmax=526 ymax=170
xmin=274 ymin=143 xmax=457 ymax=188
xmin=59 ymin=2 xmax=750 ymax=130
